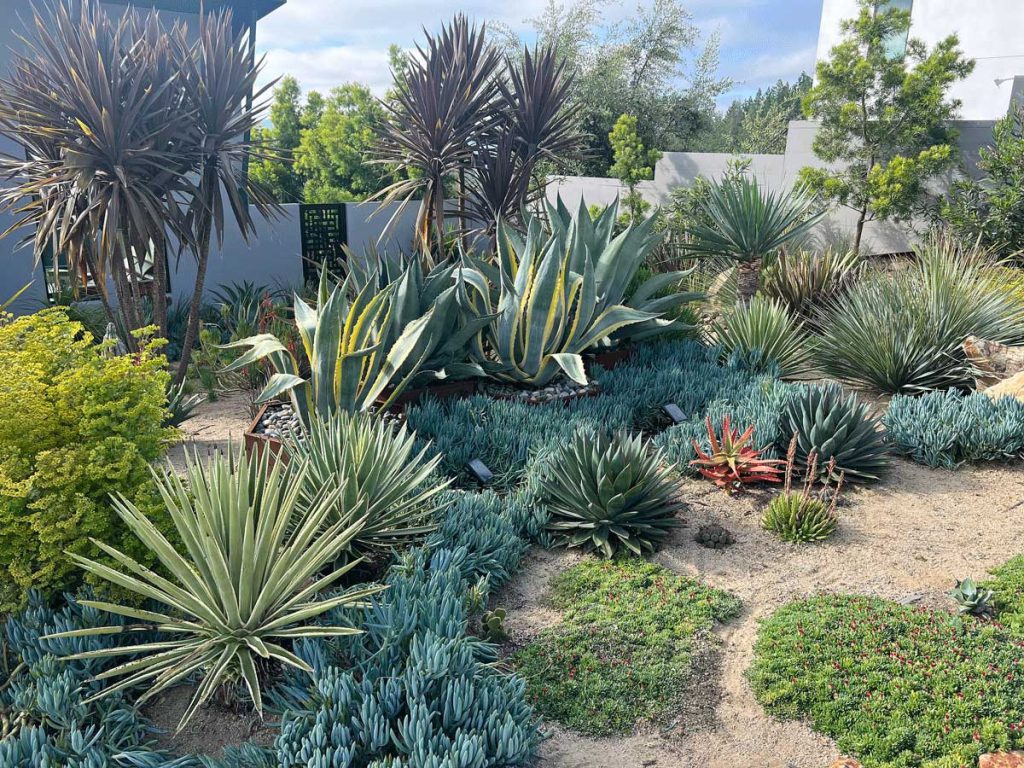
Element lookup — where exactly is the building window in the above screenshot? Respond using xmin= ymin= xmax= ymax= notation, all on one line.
xmin=878 ymin=0 xmax=913 ymax=58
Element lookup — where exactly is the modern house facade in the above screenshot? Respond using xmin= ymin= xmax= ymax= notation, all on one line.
xmin=549 ymin=0 xmax=1024 ymax=255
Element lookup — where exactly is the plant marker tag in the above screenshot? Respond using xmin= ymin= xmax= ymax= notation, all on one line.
xmin=663 ymin=403 xmax=687 ymax=424
xmin=467 ymin=459 xmax=493 ymax=485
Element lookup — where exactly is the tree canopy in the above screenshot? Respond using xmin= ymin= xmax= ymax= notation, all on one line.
xmin=798 ymin=0 xmax=973 ymax=252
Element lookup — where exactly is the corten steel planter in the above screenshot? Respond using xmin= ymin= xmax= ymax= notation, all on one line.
xmin=243 ymin=402 xmax=287 ymax=465
xmin=586 ymin=345 xmax=635 ymax=373
xmin=376 ymin=378 xmax=478 ymax=413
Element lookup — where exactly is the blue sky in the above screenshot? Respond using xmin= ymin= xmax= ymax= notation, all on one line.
xmin=254 ymin=0 xmax=824 ymax=110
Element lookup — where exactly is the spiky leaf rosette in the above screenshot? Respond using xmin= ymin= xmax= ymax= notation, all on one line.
xmin=779 ymin=384 xmax=889 ymax=483
xmin=284 ymin=412 xmax=449 ymax=558
xmin=43 ymin=447 xmax=383 ymax=730
xmin=761 ymin=493 xmax=838 ymax=543
xmin=541 ymin=430 xmax=684 ymax=557
xmin=689 ymin=415 xmax=786 ymax=492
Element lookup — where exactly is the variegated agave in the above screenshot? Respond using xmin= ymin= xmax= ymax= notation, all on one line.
xmin=284 ymin=412 xmax=449 ymax=559
xmin=460 ymin=217 xmax=661 ymax=387
xmin=223 ymin=270 xmax=445 ymax=427
xmin=44 ymin=447 xmax=382 ymax=730
xmin=546 ymin=196 xmax=701 ymax=343
xmin=540 ymin=429 xmax=684 ymax=557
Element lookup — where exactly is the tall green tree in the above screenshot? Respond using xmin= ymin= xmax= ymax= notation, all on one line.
xmin=502 ymin=0 xmax=729 ymax=176
xmin=296 ymin=84 xmax=395 ymax=203
xmin=697 ymin=75 xmax=812 ymax=154
xmin=609 ymin=113 xmax=660 ymax=222
xmin=250 ymin=75 xmax=306 ymax=203
xmin=799 ymin=0 xmax=973 ymax=252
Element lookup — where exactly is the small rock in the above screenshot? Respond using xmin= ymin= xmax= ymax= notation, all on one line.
xmin=642 ymin=760 xmax=657 ymax=767
xmin=897 ymin=593 xmax=924 ymax=605
xmin=980 ymin=753 xmax=1024 ymax=768
xmin=829 ymin=759 xmax=862 ymax=768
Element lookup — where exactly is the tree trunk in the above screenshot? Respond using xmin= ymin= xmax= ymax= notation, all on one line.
xmin=854 ymin=204 xmax=868 ymax=255
xmin=151 ymin=234 xmax=168 ymax=343
xmin=174 ymin=219 xmax=211 ymax=387
xmin=736 ymin=260 xmax=761 ymax=305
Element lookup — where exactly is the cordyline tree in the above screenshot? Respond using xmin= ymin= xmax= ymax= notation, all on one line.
xmin=799 ymin=0 xmax=973 ymax=253
xmin=0 ymin=0 xmax=279 ymax=383
xmin=376 ymin=14 xmax=585 ymax=258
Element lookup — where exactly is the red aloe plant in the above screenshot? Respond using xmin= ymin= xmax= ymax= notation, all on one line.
xmin=690 ymin=415 xmax=786 ymax=492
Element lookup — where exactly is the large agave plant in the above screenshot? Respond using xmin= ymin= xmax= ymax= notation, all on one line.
xmin=345 ymin=250 xmax=492 ymax=384
xmin=546 ymin=197 xmax=701 ymax=342
xmin=44 ymin=447 xmax=381 ymax=730
xmin=223 ymin=271 xmax=445 ymax=427
xmin=284 ymin=412 xmax=449 ymax=558
xmin=461 ymin=217 xmax=658 ymax=386
xmin=540 ymin=430 xmax=684 ymax=557
xmin=778 ymin=384 xmax=889 ymax=483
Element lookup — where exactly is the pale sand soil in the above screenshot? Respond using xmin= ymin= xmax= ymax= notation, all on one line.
xmin=166 ymin=391 xmax=256 ymax=473
xmin=165 ymin=396 xmax=1024 ymax=766
xmin=503 ymin=463 xmax=1024 ymax=768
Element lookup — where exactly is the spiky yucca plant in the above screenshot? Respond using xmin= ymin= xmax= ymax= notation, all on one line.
xmin=541 ymin=430 xmax=683 ymax=557
xmin=686 ymin=177 xmax=825 ymax=304
xmin=284 ymin=413 xmax=448 ymax=558
xmin=708 ymin=296 xmax=813 ymax=377
xmin=762 ymin=440 xmax=842 ymax=543
xmin=779 ymin=384 xmax=888 ymax=483
xmin=690 ymin=415 xmax=785 ymax=492
xmin=761 ymin=248 xmax=861 ymax=322
xmin=44 ymin=448 xmax=382 ymax=730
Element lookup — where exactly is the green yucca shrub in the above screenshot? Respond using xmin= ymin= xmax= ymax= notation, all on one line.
xmin=708 ymin=296 xmax=813 ymax=377
xmin=778 ymin=383 xmax=889 ymax=483
xmin=284 ymin=412 xmax=449 ymax=559
xmin=815 ymin=236 xmax=1024 ymax=394
xmin=761 ymin=248 xmax=861 ymax=322
xmin=539 ymin=430 xmax=683 ymax=557
xmin=46 ymin=447 xmax=382 ymax=730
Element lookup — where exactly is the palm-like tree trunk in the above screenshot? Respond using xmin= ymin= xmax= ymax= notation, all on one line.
xmin=736 ymin=260 xmax=761 ymax=305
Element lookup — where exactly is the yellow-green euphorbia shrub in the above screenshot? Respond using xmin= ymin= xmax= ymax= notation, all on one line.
xmin=0 ymin=309 xmax=173 ymax=609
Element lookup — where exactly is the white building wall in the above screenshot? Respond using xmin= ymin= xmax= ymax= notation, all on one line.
xmin=817 ymin=0 xmax=1024 ymax=120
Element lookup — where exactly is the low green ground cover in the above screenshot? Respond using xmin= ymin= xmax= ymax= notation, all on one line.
xmin=515 ymin=558 xmax=741 ymax=736
xmin=751 ymin=594 xmax=1024 ymax=768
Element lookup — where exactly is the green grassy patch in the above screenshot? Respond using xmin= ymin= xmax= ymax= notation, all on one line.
xmin=751 ymin=595 xmax=1024 ymax=768
xmin=984 ymin=555 xmax=1024 ymax=631
xmin=514 ymin=558 xmax=741 ymax=736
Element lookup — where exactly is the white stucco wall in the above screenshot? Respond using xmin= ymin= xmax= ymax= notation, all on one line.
xmin=817 ymin=0 xmax=1024 ymax=120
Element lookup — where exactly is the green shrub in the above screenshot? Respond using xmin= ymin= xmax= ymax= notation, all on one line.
xmin=779 ymin=383 xmax=889 ymax=483
xmin=285 ymin=412 xmax=448 ymax=560
xmin=815 ymin=237 xmax=1024 ymax=394
xmin=515 ymin=559 xmax=740 ymax=736
xmin=538 ymin=430 xmax=683 ymax=557
xmin=761 ymin=248 xmax=861 ymax=322
xmin=883 ymin=389 xmax=1024 ymax=468
xmin=751 ymin=595 xmax=1024 ymax=767
xmin=708 ymin=296 xmax=813 ymax=377
xmin=982 ymin=555 xmax=1024 ymax=630
xmin=0 ymin=309 xmax=173 ymax=610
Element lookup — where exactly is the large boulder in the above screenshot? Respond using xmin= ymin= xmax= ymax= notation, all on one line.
xmin=963 ymin=336 xmax=1024 ymax=391
xmin=980 ymin=752 xmax=1024 ymax=768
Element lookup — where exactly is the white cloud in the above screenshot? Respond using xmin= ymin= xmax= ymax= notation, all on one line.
xmin=742 ymin=44 xmax=817 ymax=83
xmin=257 ymin=45 xmax=395 ymax=96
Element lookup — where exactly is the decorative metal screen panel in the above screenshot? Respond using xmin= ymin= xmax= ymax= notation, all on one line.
xmin=300 ymin=203 xmax=348 ymax=283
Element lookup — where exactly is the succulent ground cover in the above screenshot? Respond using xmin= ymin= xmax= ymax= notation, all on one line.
xmin=751 ymin=594 xmax=1024 ymax=767
xmin=515 ymin=558 xmax=741 ymax=736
